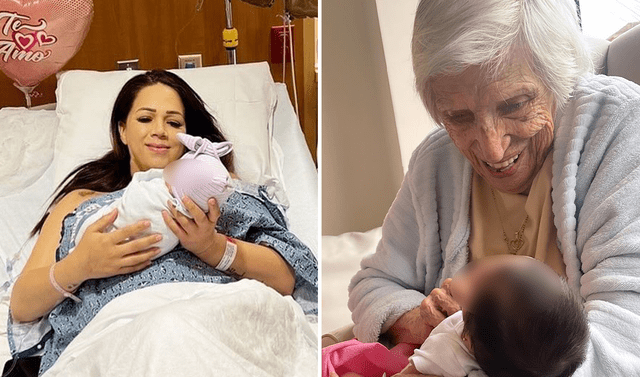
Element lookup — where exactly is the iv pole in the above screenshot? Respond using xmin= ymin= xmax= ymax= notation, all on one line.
xmin=223 ymin=0 xmax=239 ymax=64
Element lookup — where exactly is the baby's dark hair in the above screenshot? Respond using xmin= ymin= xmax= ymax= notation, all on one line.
xmin=462 ymin=268 xmax=589 ymax=377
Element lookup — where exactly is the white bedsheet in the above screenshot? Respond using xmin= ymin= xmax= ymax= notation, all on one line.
xmin=321 ymin=227 xmax=382 ymax=334
xmin=42 ymin=280 xmax=318 ymax=377
xmin=0 ymin=109 xmax=58 ymax=275
xmin=272 ymin=83 xmax=318 ymax=257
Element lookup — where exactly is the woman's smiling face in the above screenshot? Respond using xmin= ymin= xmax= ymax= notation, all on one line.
xmin=430 ymin=60 xmax=556 ymax=194
xmin=119 ymin=83 xmax=187 ymax=174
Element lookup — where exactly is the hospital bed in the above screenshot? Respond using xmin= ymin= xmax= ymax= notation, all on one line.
xmin=0 ymin=62 xmax=318 ymax=374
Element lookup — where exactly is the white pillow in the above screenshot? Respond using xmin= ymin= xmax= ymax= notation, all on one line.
xmin=0 ymin=108 xmax=58 ymax=196
xmin=53 ymin=62 xmax=283 ymax=196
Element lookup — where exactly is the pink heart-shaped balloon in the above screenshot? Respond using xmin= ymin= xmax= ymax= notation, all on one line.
xmin=0 ymin=0 xmax=93 ymax=88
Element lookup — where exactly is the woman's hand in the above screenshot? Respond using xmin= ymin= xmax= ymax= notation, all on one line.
xmin=74 ymin=209 xmax=162 ymax=280
xmin=11 ymin=190 xmax=161 ymax=323
xmin=419 ymin=278 xmax=461 ymax=328
xmin=162 ymin=196 xmax=295 ymax=295
xmin=387 ymin=279 xmax=461 ymax=345
xmin=162 ymin=196 xmax=223 ymax=257
xmin=387 ymin=306 xmax=433 ymax=346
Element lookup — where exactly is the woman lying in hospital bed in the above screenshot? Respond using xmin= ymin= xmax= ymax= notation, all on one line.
xmin=7 ymin=70 xmax=318 ymax=376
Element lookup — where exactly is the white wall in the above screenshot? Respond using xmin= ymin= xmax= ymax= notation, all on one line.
xmin=376 ymin=0 xmax=437 ymax=172
xmin=321 ymin=0 xmax=404 ymax=236
xmin=580 ymin=0 xmax=640 ymax=39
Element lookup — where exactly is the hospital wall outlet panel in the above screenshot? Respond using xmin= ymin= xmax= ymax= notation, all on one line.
xmin=178 ymin=54 xmax=203 ymax=69
xmin=117 ymin=59 xmax=139 ymax=70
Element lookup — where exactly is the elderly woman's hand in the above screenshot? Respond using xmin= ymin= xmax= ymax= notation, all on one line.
xmin=162 ymin=196 xmax=224 ymax=256
xmin=388 ymin=279 xmax=461 ymax=345
xmin=420 ymin=278 xmax=461 ymax=328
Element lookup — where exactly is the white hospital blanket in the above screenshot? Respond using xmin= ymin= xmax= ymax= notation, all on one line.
xmin=42 ymin=280 xmax=318 ymax=377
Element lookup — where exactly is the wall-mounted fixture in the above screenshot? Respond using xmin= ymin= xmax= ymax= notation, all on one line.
xmin=178 ymin=54 xmax=203 ymax=69
xmin=117 ymin=59 xmax=139 ymax=70
xmin=270 ymin=25 xmax=294 ymax=64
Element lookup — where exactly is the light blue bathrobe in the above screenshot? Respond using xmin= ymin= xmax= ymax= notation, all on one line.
xmin=349 ymin=74 xmax=640 ymax=376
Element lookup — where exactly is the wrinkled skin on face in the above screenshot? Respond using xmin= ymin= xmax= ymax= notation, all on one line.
xmin=430 ymin=60 xmax=556 ymax=194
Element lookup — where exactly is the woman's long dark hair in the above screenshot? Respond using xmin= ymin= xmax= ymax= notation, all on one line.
xmin=31 ymin=70 xmax=234 ymax=236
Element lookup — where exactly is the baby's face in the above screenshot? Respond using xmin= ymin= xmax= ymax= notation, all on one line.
xmin=450 ymin=255 xmax=560 ymax=311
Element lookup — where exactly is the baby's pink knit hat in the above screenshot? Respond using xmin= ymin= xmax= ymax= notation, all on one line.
xmin=163 ymin=133 xmax=233 ymax=212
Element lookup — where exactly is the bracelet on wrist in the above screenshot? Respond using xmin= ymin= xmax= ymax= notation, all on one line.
xmin=215 ymin=237 xmax=237 ymax=272
xmin=49 ymin=263 xmax=82 ymax=303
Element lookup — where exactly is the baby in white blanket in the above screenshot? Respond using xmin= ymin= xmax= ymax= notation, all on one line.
xmin=396 ymin=255 xmax=588 ymax=377
xmin=74 ymin=133 xmax=234 ymax=258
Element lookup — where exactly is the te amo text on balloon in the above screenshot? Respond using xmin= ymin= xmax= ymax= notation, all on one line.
xmin=0 ymin=12 xmax=54 ymax=63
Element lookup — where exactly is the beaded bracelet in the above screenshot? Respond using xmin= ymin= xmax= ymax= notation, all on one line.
xmin=49 ymin=264 xmax=82 ymax=303
xmin=215 ymin=237 xmax=237 ymax=272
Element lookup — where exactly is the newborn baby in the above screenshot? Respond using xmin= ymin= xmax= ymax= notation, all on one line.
xmin=398 ymin=255 xmax=589 ymax=377
xmin=73 ymin=133 xmax=234 ymax=258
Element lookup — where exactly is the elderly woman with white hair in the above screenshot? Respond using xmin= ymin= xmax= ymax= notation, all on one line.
xmin=347 ymin=0 xmax=640 ymax=375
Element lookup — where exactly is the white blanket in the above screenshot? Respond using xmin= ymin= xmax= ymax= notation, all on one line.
xmin=42 ymin=280 xmax=318 ymax=377
xmin=75 ymin=169 xmax=180 ymax=258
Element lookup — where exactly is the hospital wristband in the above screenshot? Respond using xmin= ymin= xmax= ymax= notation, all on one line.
xmin=49 ymin=263 xmax=82 ymax=303
xmin=215 ymin=237 xmax=237 ymax=272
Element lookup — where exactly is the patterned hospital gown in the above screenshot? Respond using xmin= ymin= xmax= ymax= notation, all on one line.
xmin=32 ymin=183 xmax=317 ymax=374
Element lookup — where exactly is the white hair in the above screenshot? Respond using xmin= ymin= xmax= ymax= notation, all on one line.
xmin=412 ymin=0 xmax=594 ymax=123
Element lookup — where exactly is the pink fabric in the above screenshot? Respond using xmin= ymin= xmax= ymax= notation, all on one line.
xmin=322 ymin=339 xmax=411 ymax=377
xmin=177 ymin=133 xmax=233 ymax=159
xmin=164 ymin=157 xmax=230 ymax=211
xmin=164 ymin=133 xmax=233 ymax=211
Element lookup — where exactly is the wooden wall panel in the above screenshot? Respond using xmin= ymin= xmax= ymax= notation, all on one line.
xmin=271 ymin=18 xmax=317 ymax=163
xmin=0 ymin=0 xmax=287 ymax=103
